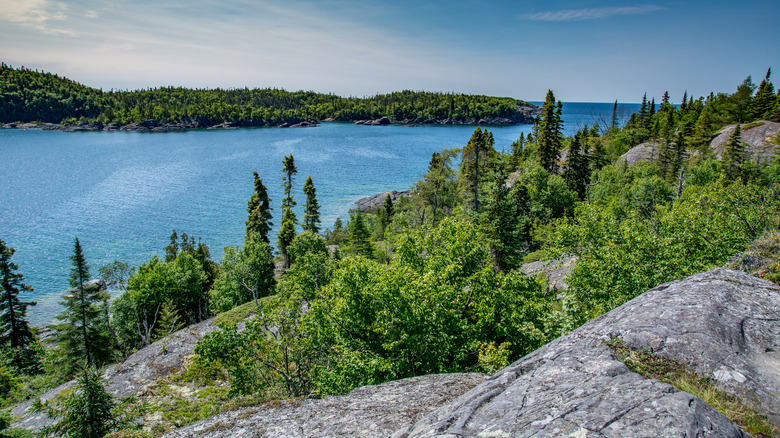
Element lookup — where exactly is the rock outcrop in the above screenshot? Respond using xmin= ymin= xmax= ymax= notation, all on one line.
xmin=520 ymin=256 xmax=577 ymax=292
xmin=402 ymin=268 xmax=779 ymax=437
xmin=353 ymin=190 xmax=413 ymax=213
xmin=11 ymin=318 xmax=221 ymax=431
xmin=710 ymin=121 xmax=780 ymax=162
xmin=620 ymin=120 xmax=780 ymax=166
xmin=160 ymin=373 xmax=488 ymax=438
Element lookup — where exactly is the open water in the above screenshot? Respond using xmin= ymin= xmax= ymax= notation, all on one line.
xmin=0 ymin=102 xmax=639 ymax=324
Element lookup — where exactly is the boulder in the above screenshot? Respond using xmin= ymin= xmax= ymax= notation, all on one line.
xmin=620 ymin=141 xmax=661 ymax=166
xmin=402 ymin=268 xmax=780 ymax=436
xmin=710 ymin=121 xmax=780 ymax=162
xmin=11 ymin=318 xmax=221 ymax=431
xmin=160 ymin=373 xmax=488 ymax=438
xmin=353 ymin=190 xmax=413 ymax=213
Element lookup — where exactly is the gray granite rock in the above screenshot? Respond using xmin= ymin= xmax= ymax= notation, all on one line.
xmin=160 ymin=373 xmax=488 ymax=438
xmin=710 ymin=121 xmax=780 ymax=163
xmin=521 ymin=256 xmax=577 ymax=292
xmin=402 ymin=268 xmax=779 ymax=437
xmin=11 ymin=318 xmax=221 ymax=431
xmin=354 ymin=190 xmax=413 ymax=213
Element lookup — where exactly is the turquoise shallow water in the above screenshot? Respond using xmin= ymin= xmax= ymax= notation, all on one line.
xmin=0 ymin=102 xmax=639 ymax=324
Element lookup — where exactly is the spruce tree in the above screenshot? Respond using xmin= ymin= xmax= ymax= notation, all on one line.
xmin=277 ymin=155 xmax=298 ymax=269
xmin=246 ymin=172 xmax=273 ymax=243
xmin=46 ymin=367 xmax=117 ymax=438
xmin=0 ymin=239 xmax=36 ymax=367
xmin=458 ymin=127 xmax=496 ymax=213
xmin=302 ymin=176 xmax=321 ymax=234
xmin=481 ymin=162 xmax=530 ymax=272
xmin=563 ymin=130 xmax=590 ymax=199
xmin=417 ymin=151 xmax=458 ymax=225
xmin=534 ymin=90 xmax=564 ymax=173
xmin=750 ymin=70 xmax=775 ymax=121
xmin=609 ymin=100 xmax=619 ymax=131
xmin=348 ymin=211 xmax=372 ymax=258
xmin=723 ymin=124 xmax=745 ymax=181
xmin=52 ymin=238 xmax=114 ymax=375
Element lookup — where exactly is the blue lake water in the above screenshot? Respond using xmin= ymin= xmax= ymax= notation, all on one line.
xmin=0 ymin=102 xmax=639 ymax=324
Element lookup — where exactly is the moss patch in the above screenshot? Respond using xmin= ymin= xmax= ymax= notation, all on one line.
xmin=213 ymin=299 xmax=262 ymax=327
xmin=607 ymin=338 xmax=778 ymax=438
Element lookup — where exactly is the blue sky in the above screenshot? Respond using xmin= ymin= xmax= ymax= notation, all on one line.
xmin=1 ymin=0 xmax=778 ymax=102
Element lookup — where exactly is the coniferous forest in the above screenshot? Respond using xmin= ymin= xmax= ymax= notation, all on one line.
xmin=1 ymin=68 xmax=779 ymax=437
xmin=0 ymin=63 xmax=534 ymax=126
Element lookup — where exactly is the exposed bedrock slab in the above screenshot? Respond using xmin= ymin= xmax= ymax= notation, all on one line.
xmin=402 ymin=268 xmax=779 ymax=437
xmin=160 ymin=373 xmax=488 ymax=438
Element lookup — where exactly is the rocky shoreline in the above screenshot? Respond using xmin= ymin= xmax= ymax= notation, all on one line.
xmin=0 ymin=118 xmax=322 ymax=132
xmin=1 ymin=106 xmax=540 ymax=132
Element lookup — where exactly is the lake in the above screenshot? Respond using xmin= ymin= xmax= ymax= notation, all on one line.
xmin=0 ymin=102 xmax=639 ymax=324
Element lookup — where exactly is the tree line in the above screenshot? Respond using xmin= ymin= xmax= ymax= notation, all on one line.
xmin=0 ymin=63 xmax=533 ymax=126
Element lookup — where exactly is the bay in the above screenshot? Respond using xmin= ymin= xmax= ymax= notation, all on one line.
xmin=0 ymin=102 xmax=639 ymax=325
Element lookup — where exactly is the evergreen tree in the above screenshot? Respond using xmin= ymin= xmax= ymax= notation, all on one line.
xmin=750 ymin=69 xmax=775 ymax=121
xmin=45 ymin=367 xmax=116 ymax=438
xmin=416 ymin=150 xmax=458 ymax=225
xmin=51 ymin=238 xmax=114 ymax=375
xmin=510 ymin=133 xmax=526 ymax=168
xmin=246 ymin=172 xmax=273 ymax=243
xmin=377 ymin=194 xmax=394 ymax=239
xmin=152 ymin=298 xmax=184 ymax=341
xmin=534 ymin=90 xmax=564 ymax=173
xmin=563 ymin=130 xmax=590 ymax=199
xmin=0 ymin=239 xmax=36 ymax=368
xmin=661 ymin=91 xmax=670 ymax=106
xmin=164 ymin=229 xmax=178 ymax=262
xmin=302 ymin=176 xmax=321 ymax=234
xmin=680 ymin=91 xmax=688 ymax=111
xmin=458 ymin=127 xmax=496 ymax=213
xmin=723 ymin=124 xmax=745 ymax=181
xmin=348 ymin=211 xmax=373 ymax=258
xmin=609 ymin=100 xmax=619 ymax=131
xmin=768 ymin=91 xmax=780 ymax=122
xmin=482 ymin=163 xmax=530 ymax=271
xmin=278 ymin=155 xmax=298 ymax=269
xmin=671 ymin=130 xmax=688 ymax=181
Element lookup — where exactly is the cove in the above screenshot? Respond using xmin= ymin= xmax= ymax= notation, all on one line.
xmin=0 ymin=102 xmax=639 ymax=324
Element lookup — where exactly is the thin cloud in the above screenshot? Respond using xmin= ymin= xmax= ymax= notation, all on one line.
xmin=520 ymin=5 xmax=665 ymax=22
xmin=0 ymin=0 xmax=75 ymax=36
xmin=85 ymin=10 xmax=99 ymax=19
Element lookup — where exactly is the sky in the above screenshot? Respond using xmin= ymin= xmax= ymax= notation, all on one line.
xmin=1 ymin=0 xmax=778 ymax=102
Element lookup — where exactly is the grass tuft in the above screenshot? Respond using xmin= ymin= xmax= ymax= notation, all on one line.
xmin=607 ymin=338 xmax=778 ymax=438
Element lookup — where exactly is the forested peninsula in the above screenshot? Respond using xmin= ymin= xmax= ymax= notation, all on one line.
xmin=0 ymin=64 xmax=538 ymax=130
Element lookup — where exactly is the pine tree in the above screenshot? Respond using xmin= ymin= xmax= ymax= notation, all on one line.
xmin=680 ymin=91 xmax=688 ymax=111
xmin=510 ymin=133 xmax=526 ymax=168
xmin=534 ymin=90 xmax=564 ymax=173
xmin=662 ymin=91 xmax=670 ymax=106
xmin=723 ymin=124 xmax=745 ymax=181
xmin=0 ymin=239 xmax=36 ymax=367
xmin=246 ymin=172 xmax=273 ymax=243
xmin=164 ymin=229 xmax=178 ymax=262
xmin=458 ymin=127 xmax=496 ymax=213
xmin=52 ymin=238 xmax=114 ymax=375
xmin=302 ymin=176 xmax=321 ymax=234
xmin=277 ymin=155 xmax=298 ymax=269
xmin=152 ymin=298 xmax=184 ymax=341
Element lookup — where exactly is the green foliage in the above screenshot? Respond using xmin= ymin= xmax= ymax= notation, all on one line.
xmin=302 ymin=176 xmax=321 ymax=234
xmin=415 ymin=150 xmax=459 ymax=225
xmin=50 ymin=238 xmax=114 ymax=377
xmin=533 ymin=90 xmax=564 ymax=173
xmin=458 ymin=127 xmax=496 ymax=212
xmin=41 ymin=368 xmax=117 ymax=438
xmin=547 ymin=182 xmax=780 ymax=321
xmin=278 ymin=155 xmax=298 ymax=269
xmin=246 ymin=172 xmax=273 ymax=243
xmin=209 ymin=236 xmax=275 ymax=314
xmin=0 ymin=64 xmax=534 ymax=125
xmin=481 ymin=162 xmax=531 ymax=271
xmin=0 ymin=408 xmax=33 ymax=437
xmin=307 ymin=217 xmax=560 ymax=395
xmin=347 ymin=211 xmax=373 ymax=258
xmin=0 ymin=240 xmax=36 ymax=370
